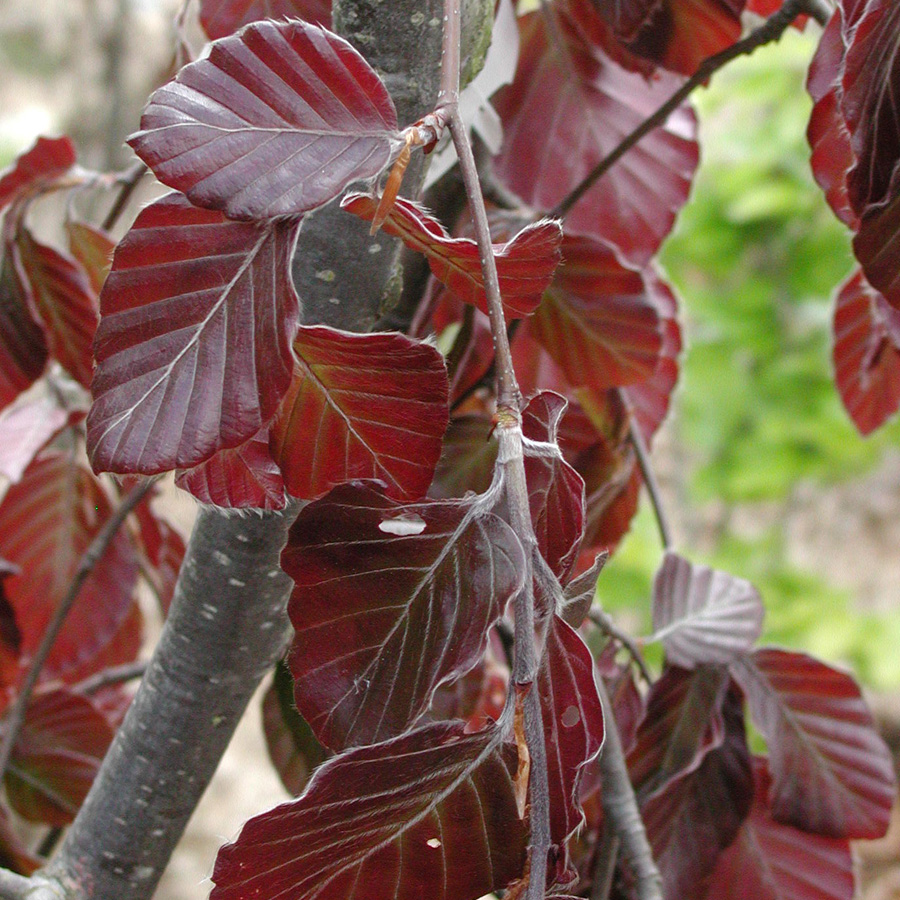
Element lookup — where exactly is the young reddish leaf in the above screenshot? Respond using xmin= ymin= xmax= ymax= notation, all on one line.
xmin=200 ymin=0 xmax=331 ymax=39
xmin=430 ymin=414 xmax=499 ymax=501
xmin=651 ymin=552 xmax=764 ymax=669
xmin=2 ymin=685 xmax=114 ymax=826
xmin=705 ymin=757 xmax=855 ymax=900
xmin=62 ymin=599 xmax=143 ymax=689
xmin=283 ymin=481 xmax=525 ymax=749
xmin=539 ymin=615 xmax=605 ymax=845
xmin=493 ymin=0 xmax=698 ymax=265
xmin=271 ymin=327 xmax=449 ymax=502
xmin=342 ymin=194 xmax=563 ymax=321
xmin=528 ymin=236 xmax=663 ymax=393
xmin=522 ymin=392 xmax=586 ymax=582
xmin=210 ymin=721 xmax=527 ymax=900
xmin=560 ymin=551 xmax=607 ymax=626
xmin=832 ymin=269 xmax=900 ymax=434
xmin=0 ymin=252 xmax=48 ymax=413
xmin=66 ymin=220 xmax=115 ymax=295
xmin=88 ymin=192 xmax=301 ymax=475
xmin=131 ymin=498 xmax=186 ymax=616
xmin=732 ymin=647 xmax=895 ymax=839
xmin=130 ymin=20 xmax=400 ymax=220
xmin=0 ymin=805 xmax=41 ymax=875
xmin=628 ymin=0 xmax=745 ymax=77
xmin=262 ymin=660 xmax=327 ymax=796
xmin=0 ymin=136 xmax=77 ymax=212
xmin=15 ymin=228 xmax=98 ymax=388
xmin=640 ymin=681 xmax=753 ymax=899
xmin=0 ymin=453 xmax=139 ymax=684
xmin=177 ymin=428 xmax=287 ymax=509
xmin=591 ymin=0 xmax=662 ymax=42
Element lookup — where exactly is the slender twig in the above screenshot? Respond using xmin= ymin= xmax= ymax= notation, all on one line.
xmin=0 ymin=477 xmax=158 ymax=781
xmin=36 ymin=827 xmax=63 ymax=860
xmin=74 ymin=660 xmax=148 ymax=695
xmin=595 ymin=678 xmax=664 ymax=900
xmin=624 ymin=410 xmax=673 ymax=552
xmin=101 ymin=161 xmax=147 ymax=232
xmin=550 ymin=0 xmax=823 ymax=221
xmin=588 ymin=607 xmax=653 ymax=684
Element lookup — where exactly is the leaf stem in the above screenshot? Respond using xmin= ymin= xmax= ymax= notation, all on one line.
xmin=549 ymin=0 xmax=823 ymax=221
xmin=0 ymin=476 xmax=158 ymax=781
xmin=588 ymin=606 xmax=653 ymax=684
xmin=74 ymin=660 xmax=148 ymax=695
xmin=624 ymin=408 xmax=672 ymax=552
xmin=101 ymin=160 xmax=147 ymax=232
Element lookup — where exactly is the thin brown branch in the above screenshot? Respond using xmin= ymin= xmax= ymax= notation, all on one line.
xmin=588 ymin=606 xmax=653 ymax=684
xmin=550 ymin=0 xmax=820 ymax=220
xmin=0 ymin=476 xmax=158 ymax=781
xmin=596 ymin=677 xmax=664 ymax=900
xmin=74 ymin=660 xmax=148 ymax=695
xmin=624 ymin=409 xmax=673 ymax=552
xmin=101 ymin=160 xmax=147 ymax=232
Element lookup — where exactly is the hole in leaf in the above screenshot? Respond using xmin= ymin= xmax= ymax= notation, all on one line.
xmin=426 ymin=838 xmax=442 ymax=849
xmin=378 ymin=514 xmax=426 ymax=536
xmin=561 ymin=705 xmax=581 ymax=728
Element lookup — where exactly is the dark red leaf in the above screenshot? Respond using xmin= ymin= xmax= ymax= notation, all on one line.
xmin=211 ymin=721 xmax=527 ymax=900
xmin=494 ymin=0 xmax=698 ymax=265
xmin=652 ymin=552 xmax=764 ymax=668
xmin=704 ymin=757 xmax=855 ymax=900
xmin=271 ymin=327 xmax=449 ymax=502
xmin=0 ymin=453 xmax=139 ymax=685
xmin=62 ymin=599 xmax=143 ymax=689
xmin=3 ymin=686 xmax=114 ymax=826
xmin=15 ymin=229 xmax=98 ymax=388
xmin=832 ymin=269 xmax=900 ymax=434
xmin=430 ymin=414 xmax=498 ymax=500
xmin=177 ymin=428 xmax=286 ymax=509
xmin=560 ymin=551 xmax=607 ymax=626
xmin=732 ymin=647 xmax=895 ymax=839
xmin=130 ymin=20 xmax=400 ymax=220
xmin=66 ymin=220 xmax=115 ymax=295
xmin=88 ymin=192 xmax=301 ymax=475
xmin=131 ymin=499 xmax=186 ymax=616
xmin=641 ymin=681 xmax=753 ymax=898
xmin=528 ymin=236 xmax=663 ymax=392
xmin=283 ymin=481 xmax=525 ymax=749
xmin=0 ymin=805 xmax=41 ymax=875
xmin=853 ymin=191 xmax=900 ymax=308
xmin=0 ymin=136 xmax=77 ymax=212
xmin=342 ymin=194 xmax=563 ymax=321
xmin=200 ymin=0 xmax=331 ymax=38
xmin=0 ymin=250 xmax=48 ymax=413
xmin=262 ymin=660 xmax=327 ymax=796
xmin=539 ymin=615 xmax=605 ymax=845
xmin=591 ymin=0 xmax=662 ymax=42
xmin=522 ymin=393 xmax=586 ymax=581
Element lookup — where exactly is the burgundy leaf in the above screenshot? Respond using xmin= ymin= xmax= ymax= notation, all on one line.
xmin=15 ymin=228 xmax=98 ymax=388
xmin=832 ymin=269 xmax=900 ymax=434
xmin=591 ymin=0 xmax=662 ymax=42
xmin=0 ymin=136 xmax=77 ymax=212
xmin=539 ymin=615 xmax=605 ymax=845
xmin=61 ymin=599 xmax=143 ymax=689
xmin=177 ymin=428 xmax=286 ymax=509
xmin=342 ymin=194 xmax=563 ymax=320
xmin=200 ymin=0 xmax=331 ymax=38
xmin=641 ymin=681 xmax=753 ymax=899
xmin=522 ymin=392 xmax=586 ymax=581
xmin=528 ymin=236 xmax=663 ymax=392
xmin=430 ymin=414 xmax=498 ymax=500
xmin=494 ymin=0 xmax=698 ymax=265
xmin=130 ymin=20 xmax=400 ymax=220
xmin=131 ymin=499 xmax=186 ymax=616
xmin=560 ymin=551 xmax=607 ymax=626
xmin=66 ymin=220 xmax=115 ymax=295
xmin=732 ymin=647 xmax=895 ymax=839
xmin=651 ymin=552 xmax=765 ymax=668
xmin=262 ymin=660 xmax=327 ymax=796
xmin=0 ymin=453 xmax=139 ymax=684
xmin=705 ymin=757 xmax=855 ymax=900
xmin=0 ymin=805 xmax=41 ymax=875
xmin=853 ymin=191 xmax=900 ymax=308
xmin=283 ymin=481 xmax=525 ymax=749
xmin=271 ymin=326 xmax=449 ymax=502
xmin=3 ymin=686 xmax=114 ymax=826
xmin=0 ymin=250 xmax=48 ymax=413
xmin=88 ymin=192 xmax=301 ymax=475
xmin=211 ymin=721 xmax=527 ymax=900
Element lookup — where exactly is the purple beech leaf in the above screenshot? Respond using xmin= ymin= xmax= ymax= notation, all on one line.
xmin=176 ymin=428 xmax=287 ymax=509
xmin=591 ymin=0 xmax=663 ymax=42
xmin=560 ymin=551 xmax=607 ymax=627
xmin=210 ymin=720 xmax=527 ymax=900
xmin=342 ymin=194 xmax=563 ymax=321
xmin=539 ymin=615 xmax=605 ymax=846
xmin=651 ymin=552 xmax=765 ymax=669
xmin=522 ymin=392 xmax=586 ymax=582
xmin=88 ymin=192 xmax=302 ymax=475
xmin=832 ymin=269 xmax=900 ymax=434
xmin=705 ymin=757 xmax=855 ymax=900
xmin=732 ymin=647 xmax=895 ymax=839
xmin=640 ymin=681 xmax=753 ymax=899
xmin=494 ymin=0 xmax=698 ymax=266
xmin=66 ymin=220 xmax=115 ymax=295
xmin=3 ymin=685 xmax=114 ymax=826
xmin=130 ymin=19 xmax=400 ymax=220
xmin=131 ymin=498 xmax=186 ymax=617
xmin=0 ymin=136 xmax=77 ymax=213
xmin=429 ymin=414 xmax=498 ymax=501
xmin=200 ymin=0 xmax=332 ymax=38
xmin=271 ymin=326 xmax=449 ymax=502
xmin=282 ymin=481 xmax=525 ymax=749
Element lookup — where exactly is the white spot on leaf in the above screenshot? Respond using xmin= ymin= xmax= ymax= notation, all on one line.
xmin=426 ymin=838 xmax=441 ymax=849
xmin=561 ymin=705 xmax=581 ymax=728
xmin=378 ymin=513 xmax=426 ymax=536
